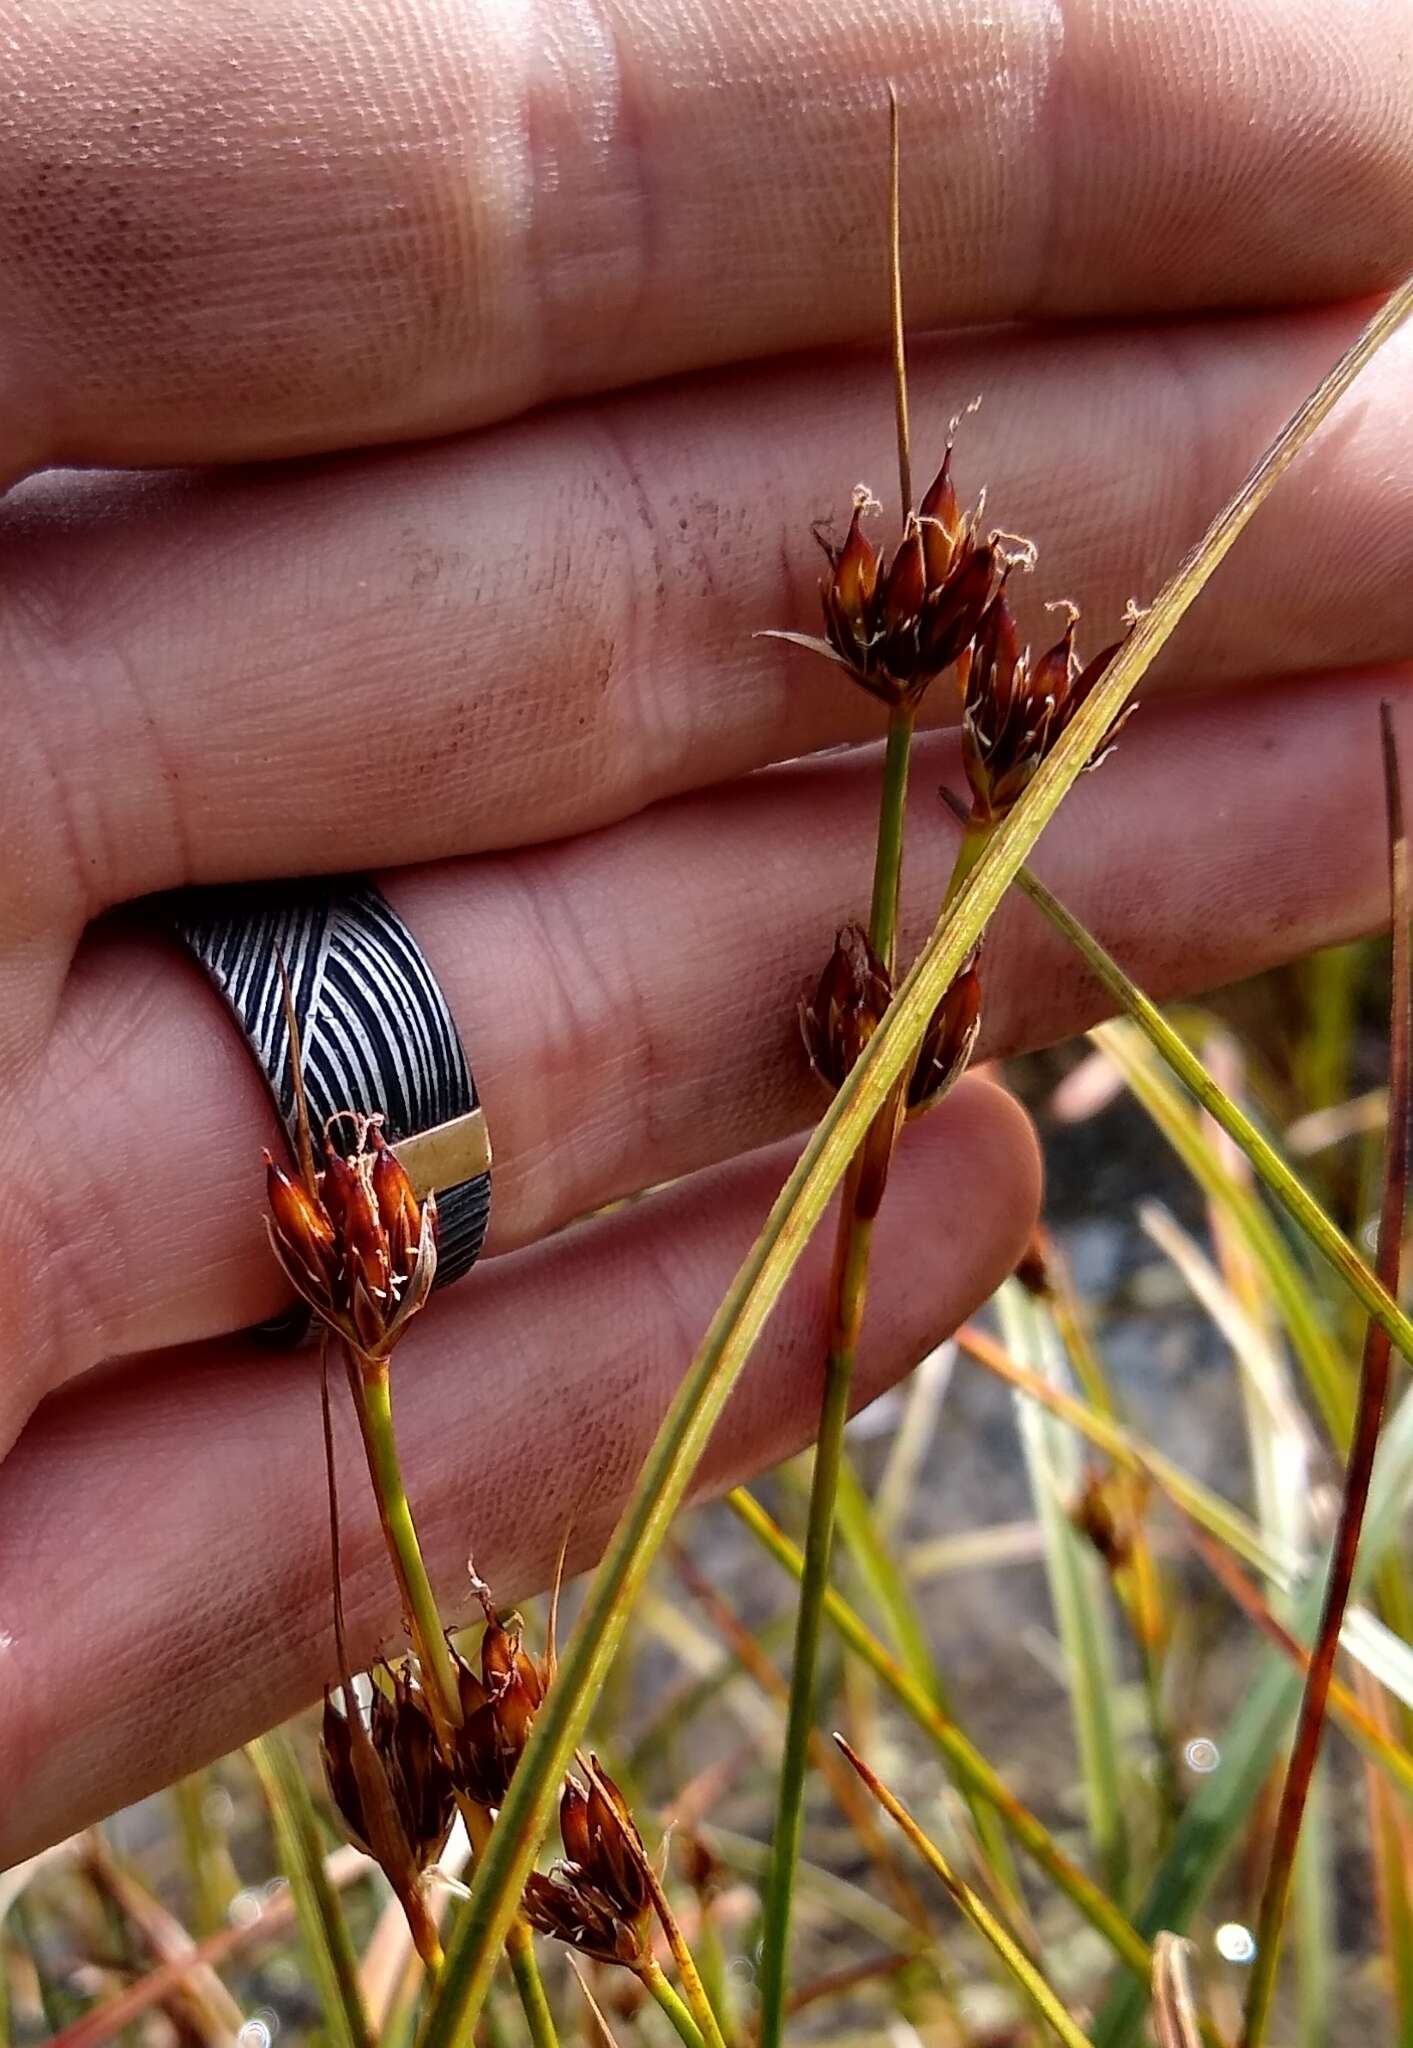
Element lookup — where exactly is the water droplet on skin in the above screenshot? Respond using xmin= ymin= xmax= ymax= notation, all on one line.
xmin=237 ymin=2020 xmax=272 ymax=2048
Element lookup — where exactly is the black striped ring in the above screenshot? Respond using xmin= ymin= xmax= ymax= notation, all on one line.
xmin=168 ymin=879 xmax=491 ymax=1308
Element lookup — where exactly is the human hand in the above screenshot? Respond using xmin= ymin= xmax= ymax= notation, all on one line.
xmin=2 ymin=0 xmax=1411 ymax=1859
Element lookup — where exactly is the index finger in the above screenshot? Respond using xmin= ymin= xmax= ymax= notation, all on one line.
xmin=5 ymin=0 xmax=1412 ymax=477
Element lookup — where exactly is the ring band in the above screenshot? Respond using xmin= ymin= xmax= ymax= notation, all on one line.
xmin=169 ymin=879 xmax=492 ymax=1299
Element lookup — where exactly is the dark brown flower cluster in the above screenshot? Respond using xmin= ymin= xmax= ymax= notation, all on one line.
xmin=772 ymin=430 xmax=1136 ymax=825
xmin=772 ymin=447 xmax=1000 ymax=710
xmin=452 ymin=1578 xmax=551 ymax=1811
xmin=321 ymin=1667 xmax=452 ymax=1965
xmin=523 ymin=1763 xmax=655 ymax=1971
xmin=266 ymin=1115 xmax=437 ymax=1359
xmin=961 ymin=592 xmax=1132 ymax=825
xmin=801 ymin=924 xmax=982 ymax=1119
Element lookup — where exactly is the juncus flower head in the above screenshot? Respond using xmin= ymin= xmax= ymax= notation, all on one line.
xmin=265 ymin=1114 xmax=437 ymax=1358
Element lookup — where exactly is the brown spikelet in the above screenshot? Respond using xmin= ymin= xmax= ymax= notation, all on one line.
xmin=265 ymin=1115 xmax=438 ymax=1360
xmin=451 ymin=1573 xmax=552 ymax=1811
xmin=800 ymin=925 xmax=893 ymax=1094
xmin=906 ymin=951 xmax=982 ymax=1116
xmin=522 ymin=1762 xmax=655 ymax=1971
xmin=764 ymin=438 xmax=1006 ymax=711
xmin=961 ymin=591 xmax=1132 ymax=823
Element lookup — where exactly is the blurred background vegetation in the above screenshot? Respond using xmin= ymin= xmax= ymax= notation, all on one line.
xmin=5 ymin=933 xmax=1407 ymax=2048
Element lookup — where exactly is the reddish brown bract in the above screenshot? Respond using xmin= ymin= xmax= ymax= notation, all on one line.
xmin=800 ymin=924 xmax=892 ymax=1092
xmin=265 ymin=1117 xmax=438 ymax=1359
xmin=801 ymin=927 xmax=981 ymax=1118
xmin=452 ymin=1593 xmax=551 ymax=1812
xmin=815 ymin=450 xmax=998 ymax=707
xmin=522 ymin=1763 xmax=654 ymax=1970
xmin=321 ymin=1668 xmax=454 ymax=1874
xmin=906 ymin=952 xmax=983 ymax=1117
xmin=961 ymin=592 xmax=1130 ymax=824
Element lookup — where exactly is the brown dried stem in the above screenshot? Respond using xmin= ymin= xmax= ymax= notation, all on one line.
xmin=1241 ymin=703 xmax=1411 ymax=2046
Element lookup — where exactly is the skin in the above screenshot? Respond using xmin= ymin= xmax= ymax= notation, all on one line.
xmin=0 ymin=0 xmax=1411 ymax=1860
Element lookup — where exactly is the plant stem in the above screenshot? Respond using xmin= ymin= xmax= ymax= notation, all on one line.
xmin=1241 ymin=706 xmax=1411 ymax=2048
xmin=756 ymin=698 xmax=916 ymax=2047
xmin=505 ymin=1923 xmax=559 ymax=2048
xmin=353 ymin=1352 xmax=561 ymax=2046
xmin=349 ymin=1352 xmax=464 ymax=1745
xmin=634 ymin=1829 xmax=731 ymax=2048
xmin=868 ymin=711 xmax=916 ymax=972
xmin=641 ymin=1962 xmax=708 ymax=2048
xmin=463 ymin=1797 xmax=560 ymax=2048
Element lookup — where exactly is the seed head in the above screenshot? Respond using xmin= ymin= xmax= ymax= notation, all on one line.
xmin=961 ymin=592 xmax=1131 ymax=824
xmin=451 ymin=1580 xmax=552 ymax=1812
xmin=321 ymin=1668 xmax=454 ymax=1964
xmin=265 ymin=1116 xmax=437 ymax=1359
xmin=523 ymin=1763 xmax=654 ymax=1971
xmin=906 ymin=952 xmax=982 ymax=1116
xmin=800 ymin=924 xmax=893 ymax=1094
xmin=770 ymin=444 xmax=1000 ymax=710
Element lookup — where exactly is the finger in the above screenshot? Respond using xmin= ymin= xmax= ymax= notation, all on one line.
xmin=6 ymin=0 xmax=1413 ymax=475
xmin=0 ymin=1093 xmax=1039 ymax=1862
xmin=8 ymin=307 xmax=1413 ymax=936
xmin=24 ymin=667 xmax=1409 ymax=1424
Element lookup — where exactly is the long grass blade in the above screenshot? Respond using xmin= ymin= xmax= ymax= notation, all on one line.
xmin=834 ymin=1738 xmax=1096 ymax=2048
xmin=248 ymin=1733 xmax=372 ymax=2048
xmin=998 ymin=1283 xmax=1130 ymax=1901
xmin=1000 ymin=847 xmax=1413 ymax=1393
xmin=833 ymin=1454 xmax=1024 ymax=1903
xmin=1092 ymin=708 xmax=1413 ymax=2048
xmin=1241 ymin=704 xmax=1412 ymax=2047
xmin=1176 ymin=1510 xmax=1413 ymax=1798
xmin=727 ymin=1490 xmax=1160 ymax=1988
xmin=961 ymin=1321 xmax=1413 ymax=1790
xmin=670 ymin=1545 xmax=935 ymax=1933
xmin=418 ymin=278 xmax=1413 ymax=2048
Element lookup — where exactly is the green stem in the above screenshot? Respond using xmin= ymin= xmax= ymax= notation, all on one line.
xmin=758 ymin=703 xmax=915 ymax=2045
xmin=1007 ymin=859 xmax=1413 ymax=1385
xmin=637 ymin=1842 xmax=731 ymax=2048
xmin=642 ymin=1962 xmax=708 ymax=2048
xmin=505 ymin=1922 xmax=560 ymax=2048
xmin=352 ymin=1355 xmax=464 ymax=1741
xmin=464 ymin=1800 xmax=561 ymax=2048
xmin=757 ymin=717 xmax=968 ymax=2048
xmin=357 ymin=1355 xmax=561 ymax=2047
xmin=867 ymin=709 xmax=916 ymax=972
xmin=756 ymin=1167 xmax=873 ymax=2046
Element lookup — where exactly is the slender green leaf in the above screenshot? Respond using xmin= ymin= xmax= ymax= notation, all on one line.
xmin=1241 ymin=704 xmax=1412 ymax=2048
xmin=728 ymin=1488 xmax=1156 ymax=1985
xmin=834 ymin=1454 xmax=1022 ymax=1898
xmin=249 ymin=1733 xmax=372 ymax=2048
xmin=1007 ymin=855 xmax=1413 ymax=1403
xmin=999 ymin=1284 xmax=1130 ymax=1901
xmin=836 ymin=1737 xmax=1097 ymax=2048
